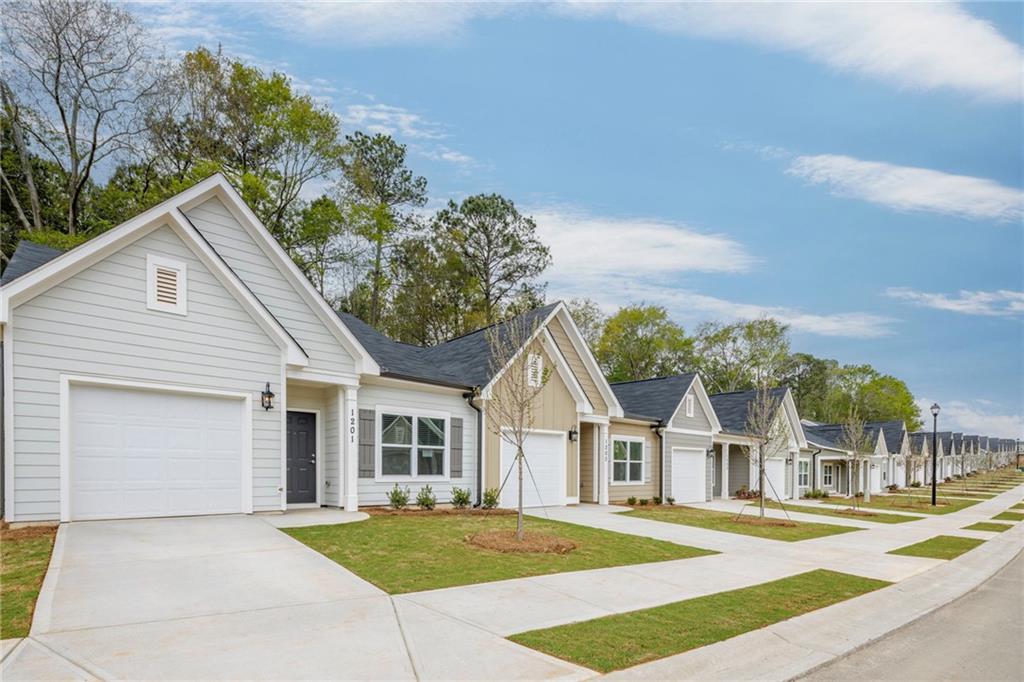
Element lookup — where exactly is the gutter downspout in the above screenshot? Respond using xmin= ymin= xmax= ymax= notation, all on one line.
xmin=810 ymin=448 xmax=821 ymax=491
xmin=652 ymin=423 xmax=666 ymax=501
xmin=463 ymin=387 xmax=483 ymax=507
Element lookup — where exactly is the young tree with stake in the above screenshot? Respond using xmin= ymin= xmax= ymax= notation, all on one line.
xmin=838 ymin=411 xmax=874 ymax=508
xmin=485 ymin=317 xmax=550 ymax=541
xmin=743 ymin=387 xmax=788 ymax=519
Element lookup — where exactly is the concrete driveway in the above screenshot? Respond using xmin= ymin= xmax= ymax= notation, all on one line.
xmin=2 ymin=515 xmax=588 ymax=681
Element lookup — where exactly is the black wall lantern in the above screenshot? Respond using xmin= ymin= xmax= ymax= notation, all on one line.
xmin=261 ymin=382 xmax=275 ymax=411
xmin=568 ymin=425 xmax=579 ymax=442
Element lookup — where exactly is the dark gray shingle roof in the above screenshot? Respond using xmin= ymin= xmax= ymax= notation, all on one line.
xmin=708 ymin=387 xmax=789 ymax=434
xmin=1 ymin=241 xmax=64 ymax=285
xmin=338 ymin=302 xmax=561 ymax=388
xmin=801 ymin=423 xmax=842 ymax=450
xmin=610 ymin=374 xmax=697 ymax=423
xmin=866 ymin=420 xmax=906 ymax=453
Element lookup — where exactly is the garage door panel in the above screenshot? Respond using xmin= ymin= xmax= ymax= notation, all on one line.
xmin=764 ymin=459 xmax=787 ymax=500
xmin=499 ymin=432 xmax=565 ymax=508
xmin=671 ymin=448 xmax=705 ymax=504
xmin=70 ymin=384 xmax=246 ymax=520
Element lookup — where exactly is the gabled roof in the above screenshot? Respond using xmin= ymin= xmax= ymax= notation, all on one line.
xmin=909 ymin=433 xmax=930 ymax=455
xmin=709 ymin=387 xmax=789 ymax=434
xmin=865 ymin=420 xmax=906 ymax=453
xmin=0 ymin=207 xmax=309 ymax=366
xmin=1 ymin=241 xmax=64 ymax=285
xmin=801 ymin=423 xmax=843 ymax=451
xmin=610 ymin=373 xmax=698 ymax=423
xmin=340 ymin=303 xmax=559 ymax=389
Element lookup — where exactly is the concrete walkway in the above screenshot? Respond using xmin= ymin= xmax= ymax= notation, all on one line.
xmin=0 ymin=514 xmax=588 ymax=681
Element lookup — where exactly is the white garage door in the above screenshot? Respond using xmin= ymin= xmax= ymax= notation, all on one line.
xmin=671 ymin=448 xmax=706 ymax=504
xmin=70 ymin=384 xmax=246 ymax=521
xmin=499 ymin=431 xmax=565 ymax=508
xmin=764 ymin=459 xmax=788 ymax=500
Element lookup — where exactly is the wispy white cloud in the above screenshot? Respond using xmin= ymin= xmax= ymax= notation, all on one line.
xmin=886 ymin=288 xmax=1024 ymax=317
xmin=787 ymin=154 xmax=1024 ymax=222
xmin=916 ymin=398 xmax=1023 ymax=439
xmin=560 ymin=2 xmax=1024 ymax=101
xmin=342 ymin=103 xmax=447 ymax=140
xmin=533 ymin=206 xmax=894 ymax=339
xmin=247 ymin=2 xmax=512 ymax=47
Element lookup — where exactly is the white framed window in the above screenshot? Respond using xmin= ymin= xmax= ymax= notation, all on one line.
xmin=612 ymin=437 xmax=644 ymax=483
xmin=146 ymin=254 xmax=187 ymax=315
xmin=823 ymin=463 xmax=834 ymax=487
xmin=684 ymin=394 xmax=695 ymax=418
xmin=379 ymin=410 xmax=448 ymax=479
xmin=798 ymin=460 xmax=809 ymax=487
xmin=526 ymin=353 xmax=544 ymax=387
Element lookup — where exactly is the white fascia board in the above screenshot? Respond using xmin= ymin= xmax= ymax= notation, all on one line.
xmin=553 ymin=304 xmax=624 ymax=418
xmin=177 ymin=175 xmax=380 ymax=376
xmin=781 ymin=389 xmax=808 ymax=449
xmin=664 ymin=374 xmax=722 ymax=434
xmin=0 ymin=205 xmax=306 ymax=367
xmin=481 ymin=307 xmax=558 ymax=397
xmin=541 ymin=328 xmax=593 ymax=414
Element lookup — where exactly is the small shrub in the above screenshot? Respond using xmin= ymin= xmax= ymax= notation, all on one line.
xmin=653 ymin=496 xmax=662 ymax=505
xmin=416 ymin=485 xmax=437 ymax=510
xmin=886 ymin=484 xmax=900 ymax=492
xmin=388 ymin=484 xmax=411 ymax=510
xmin=821 ymin=490 xmax=830 ymax=498
xmin=639 ymin=498 xmax=649 ymax=506
xmin=450 ymin=486 xmax=471 ymax=509
xmin=802 ymin=488 xmax=828 ymax=499
xmin=910 ymin=481 xmax=922 ymax=488
xmin=944 ymin=476 xmax=952 ymax=483
xmin=626 ymin=496 xmax=637 ymax=505
xmin=854 ymin=491 xmax=864 ymax=498
xmin=735 ymin=486 xmax=761 ymax=500
xmin=666 ymin=496 xmax=675 ymax=505
xmin=482 ymin=488 xmax=500 ymax=509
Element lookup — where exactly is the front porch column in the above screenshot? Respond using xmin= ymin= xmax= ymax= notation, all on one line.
xmin=720 ymin=443 xmax=730 ymax=499
xmin=344 ymin=385 xmax=359 ymax=511
xmin=598 ymin=422 xmax=610 ymax=506
xmin=790 ymin=449 xmax=800 ymax=499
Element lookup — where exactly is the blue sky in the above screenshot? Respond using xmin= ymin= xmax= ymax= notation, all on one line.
xmin=138 ymin=2 xmax=1023 ymax=437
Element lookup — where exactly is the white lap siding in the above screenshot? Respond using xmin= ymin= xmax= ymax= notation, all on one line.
xmin=185 ymin=198 xmax=356 ymax=376
xmin=9 ymin=226 xmax=283 ymax=521
xmin=664 ymin=431 xmax=713 ymax=501
xmin=355 ymin=382 xmax=477 ymax=507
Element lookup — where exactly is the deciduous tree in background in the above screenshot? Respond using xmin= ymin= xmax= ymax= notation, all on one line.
xmin=565 ymin=298 xmax=605 ymax=350
xmin=596 ymin=305 xmax=693 ymax=382
xmin=694 ymin=318 xmax=791 ymax=394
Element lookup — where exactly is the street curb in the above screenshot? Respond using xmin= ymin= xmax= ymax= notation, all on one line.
xmin=29 ymin=522 xmax=67 ymax=636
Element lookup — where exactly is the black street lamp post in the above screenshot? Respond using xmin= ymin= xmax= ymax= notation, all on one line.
xmin=930 ymin=403 xmax=940 ymax=506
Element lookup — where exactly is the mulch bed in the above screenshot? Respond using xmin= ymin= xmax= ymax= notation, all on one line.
xmin=0 ymin=524 xmax=58 ymax=541
xmin=731 ymin=516 xmax=797 ymax=528
xmin=364 ymin=507 xmax=515 ymax=517
xmin=466 ymin=529 xmax=577 ymax=554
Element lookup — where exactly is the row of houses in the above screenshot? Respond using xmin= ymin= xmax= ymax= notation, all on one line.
xmin=0 ymin=174 xmax=1018 ymax=523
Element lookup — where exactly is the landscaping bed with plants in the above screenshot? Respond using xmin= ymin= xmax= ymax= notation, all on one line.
xmin=1 ymin=523 xmax=57 ymax=639
xmin=624 ymin=505 xmax=860 ymax=542
xmin=763 ymin=500 xmax=920 ymax=524
xmin=887 ymin=535 xmax=985 ymax=560
xmin=285 ymin=514 xmax=714 ymax=594
xmin=818 ymin=495 xmax=979 ymax=515
xmin=509 ymin=569 xmax=890 ymax=673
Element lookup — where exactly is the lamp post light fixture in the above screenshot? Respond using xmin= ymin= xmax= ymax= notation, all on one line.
xmin=930 ymin=402 xmax=940 ymax=506
xmin=261 ymin=382 xmax=275 ymax=411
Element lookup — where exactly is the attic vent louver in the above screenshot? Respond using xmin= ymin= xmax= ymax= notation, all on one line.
xmin=146 ymin=254 xmax=187 ymax=315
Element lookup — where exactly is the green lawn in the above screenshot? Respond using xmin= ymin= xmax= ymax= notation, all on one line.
xmin=962 ymin=522 xmax=1013 ymax=533
xmin=909 ymin=490 xmax=996 ymax=499
xmin=509 ymin=569 xmax=889 ymax=673
xmin=1 ymin=526 xmax=57 ymax=639
xmin=887 ymin=535 xmax=985 ymax=560
xmin=992 ymin=511 xmax=1024 ymax=522
xmin=762 ymin=500 xmax=920 ymax=524
xmin=625 ymin=506 xmax=860 ymax=542
xmin=819 ymin=495 xmax=978 ymax=515
xmin=1012 ymin=503 xmax=1024 ymax=510
xmin=285 ymin=514 xmax=714 ymax=594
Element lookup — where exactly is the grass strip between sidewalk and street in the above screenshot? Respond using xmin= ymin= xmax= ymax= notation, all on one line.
xmin=819 ymin=495 xmax=979 ymax=515
xmin=962 ymin=522 xmax=1013 ymax=533
xmin=285 ymin=514 xmax=714 ymax=594
xmin=764 ymin=500 xmax=921 ymax=524
xmin=624 ymin=505 xmax=861 ymax=541
xmin=991 ymin=511 xmax=1024 ymax=522
xmin=1 ymin=525 xmax=57 ymax=639
xmin=886 ymin=535 xmax=985 ymax=560
xmin=509 ymin=569 xmax=890 ymax=673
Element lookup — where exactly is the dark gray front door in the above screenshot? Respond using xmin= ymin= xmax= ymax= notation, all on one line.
xmin=287 ymin=411 xmax=316 ymax=504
